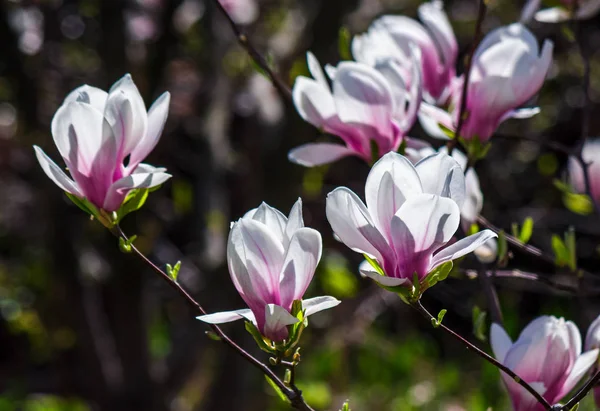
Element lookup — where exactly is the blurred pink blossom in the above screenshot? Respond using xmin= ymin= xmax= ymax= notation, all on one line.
xmin=568 ymin=138 xmax=600 ymax=205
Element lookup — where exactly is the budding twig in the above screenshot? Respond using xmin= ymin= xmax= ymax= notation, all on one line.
xmin=114 ymin=227 xmax=314 ymax=411
xmin=411 ymin=300 xmax=552 ymax=410
xmin=212 ymin=0 xmax=293 ymax=100
xmin=447 ymin=0 xmax=487 ymax=155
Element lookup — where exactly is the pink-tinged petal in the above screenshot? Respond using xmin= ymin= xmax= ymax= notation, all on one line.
xmin=105 ymin=74 xmax=148 ymax=160
xmin=302 ymin=296 xmax=340 ymax=317
xmin=430 ymin=230 xmax=497 ymax=270
xmin=33 ymin=146 xmax=82 ymax=197
xmin=292 ymin=77 xmax=336 ymax=128
xmin=288 ymin=143 xmax=355 ymax=167
xmin=418 ymin=1 xmax=457 ymax=69
xmin=585 ymin=314 xmax=600 ymax=351
xmin=416 ymin=152 xmax=466 ymax=208
xmin=400 ymin=44 xmax=423 ymax=133
xmin=567 ymin=320 xmax=583 ymax=357
xmin=555 ymin=349 xmax=600 ymax=401
xmin=51 ymin=102 xmax=107 ymax=173
xmin=196 ymin=308 xmax=255 ymax=324
xmin=279 ymin=228 xmax=322 ymax=309
xmin=249 ymin=202 xmax=288 ymax=245
xmin=333 ymin=62 xmax=396 ymax=139
xmin=102 ymin=171 xmax=171 ymax=211
xmin=227 ymin=222 xmax=269 ymax=313
xmin=133 ymin=163 xmax=167 ymax=174
xmin=392 ymin=194 xmax=460 ymax=255
xmin=418 ymin=102 xmax=455 ymax=139
xmin=306 ymin=52 xmax=328 ymax=89
xmin=500 ymin=107 xmax=541 ymax=123
xmin=263 ymin=304 xmax=299 ymax=341
xmin=504 ymin=338 xmax=547 ymax=383
xmin=365 ymin=152 xmax=423 ymax=239
xmin=534 ymin=7 xmax=570 ymax=22
xmin=326 ymin=187 xmax=393 ymax=264
xmin=502 ymin=379 xmax=546 ymax=411
xmin=64 ymin=85 xmax=108 ymax=111
xmin=359 ymin=261 xmax=409 ymax=287
xmin=577 ymin=0 xmax=600 ymax=19
xmin=490 ymin=323 xmax=513 ymax=363
xmin=128 ymin=92 xmax=170 ymax=170
xmin=238 ymin=218 xmax=285 ymax=303
xmin=284 ymin=198 xmax=304 ymax=247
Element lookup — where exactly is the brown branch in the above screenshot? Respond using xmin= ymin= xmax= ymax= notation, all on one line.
xmin=561 ymin=369 xmax=600 ymax=410
xmin=115 ymin=227 xmax=314 ymax=411
xmin=212 ymin=0 xmax=293 ymax=100
xmin=411 ymin=301 xmax=552 ymax=410
xmin=447 ymin=0 xmax=487 ymax=154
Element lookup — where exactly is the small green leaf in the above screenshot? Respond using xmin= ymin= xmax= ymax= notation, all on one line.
xmin=245 ymin=321 xmax=276 ymax=354
xmin=519 ymin=217 xmax=534 ymax=244
xmin=115 ymin=188 xmax=150 ymax=223
xmin=439 ymin=123 xmax=456 ymax=139
xmin=425 ymin=261 xmax=453 ymax=288
xmin=552 ymin=234 xmax=570 ymax=267
xmin=118 ymin=235 xmax=137 ymax=253
xmin=166 ymin=261 xmax=181 ymax=282
xmin=284 ymin=368 xmax=292 ymax=384
xmin=561 ymin=24 xmax=576 ymax=42
xmin=472 ymin=305 xmax=488 ymax=342
xmin=338 ymin=27 xmax=352 ymax=60
xmin=205 ymin=331 xmax=222 ymax=341
xmin=569 ymin=402 xmax=580 ymax=411
xmin=468 ymin=223 xmax=479 ymax=236
xmin=363 ymin=254 xmax=385 ymax=275
xmin=497 ymin=230 xmax=508 ymax=265
xmin=340 ymin=401 xmax=351 ymax=411
xmin=65 ymin=192 xmax=99 ymax=217
xmin=265 ymin=375 xmax=290 ymax=404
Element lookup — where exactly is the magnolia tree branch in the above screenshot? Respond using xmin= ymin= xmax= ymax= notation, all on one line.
xmin=447 ymin=0 xmax=487 ymax=155
xmin=212 ymin=0 xmax=293 ymax=100
xmin=114 ymin=227 xmax=315 ymax=411
xmin=411 ymin=301 xmax=552 ymax=410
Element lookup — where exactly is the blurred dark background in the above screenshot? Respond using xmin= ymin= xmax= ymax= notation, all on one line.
xmin=1 ymin=0 xmax=600 ymax=410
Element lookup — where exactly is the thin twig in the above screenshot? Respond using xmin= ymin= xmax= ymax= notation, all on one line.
xmin=477 ymin=264 xmax=504 ymax=324
xmin=115 ymin=227 xmax=314 ymax=411
xmin=212 ymin=0 xmax=292 ymax=100
xmin=561 ymin=369 xmax=600 ymax=410
xmin=411 ymin=301 xmax=552 ymax=410
xmin=447 ymin=0 xmax=487 ymax=154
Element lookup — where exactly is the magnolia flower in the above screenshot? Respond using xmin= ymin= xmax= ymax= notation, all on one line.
xmin=289 ymin=52 xmax=420 ymax=167
xmin=219 ymin=0 xmax=259 ymax=25
xmin=491 ymin=317 xmax=599 ymax=410
xmin=420 ymin=23 xmax=553 ymax=143
xmin=568 ymin=138 xmax=600 ymax=205
xmin=326 ymin=152 xmax=496 ymax=288
xmin=34 ymin=74 xmax=171 ymax=212
xmin=197 ymin=200 xmax=340 ymax=342
xmin=353 ymin=0 xmax=457 ymax=104
xmin=585 ymin=314 xmax=600 ymax=408
xmin=521 ymin=0 xmax=600 ymax=23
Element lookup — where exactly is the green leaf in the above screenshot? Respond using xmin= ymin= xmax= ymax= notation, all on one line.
xmin=425 ymin=261 xmax=453 ymax=288
xmin=467 ymin=223 xmax=479 ymax=236
xmin=564 ymin=192 xmax=594 ymax=215
xmin=245 ymin=321 xmax=276 ymax=354
xmin=340 ymin=401 xmax=351 ymax=411
xmin=118 ymin=235 xmax=137 ymax=253
xmin=115 ymin=188 xmax=150 ymax=223
xmin=166 ymin=261 xmax=181 ymax=282
xmin=363 ymin=254 xmax=385 ymax=275
xmin=438 ymin=123 xmax=456 ymax=139
xmin=338 ymin=27 xmax=352 ymax=60
xmin=519 ymin=217 xmax=534 ymax=244
xmin=497 ymin=230 xmax=508 ymax=263
xmin=472 ymin=305 xmax=487 ymax=342
xmin=265 ymin=375 xmax=290 ymax=404
xmin=552 ymin=234 xmax=570 ymax=267
xmin=569 ymin=402 xmax=580 ymax=411
xmin=205 ymin=331 xmax=222 ymax=341
xmin=65 ymin=192 xmax=99 ymax=217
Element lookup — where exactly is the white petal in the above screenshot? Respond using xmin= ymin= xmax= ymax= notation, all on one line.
xmin=534 ymin=7 xmax=570 ymax=22
xmin=556 ymin=349 xmax=600 ymax=400
xmin=391 ymin=194 xmax=460 ymax=254
xmin=288 ymin=143 xmax=355 ymax=167
xmin=418 ymin=0 xmax=457 ymax=69
xmin=490 ymin=323 xmax=513 ymax=363
xmin=292 ymin=77 xmax=336 ymax=128
xmin=416 ymin=152 xmax=466 ymax=208
xmin=105 ymin=74 xmax=148 ymax=159
xmin=103 ymin=171 xmax=171 ymax=211
xmin=418 ymin=103 xmax=455 ymax=140
xmin=250 ymin=202 xmax=288 ymax=244
xmin=133 ymin=163 xmax=167 ymax=174
xmin=326 ymin=187 xmax=392 ymax=263
xmin=585 ymin=314 xmax=600 ymax=351
xmin=196 ymin=308 xmax=255 ymax=324
xmin=302 ymin=296 xmax=341 ymax=317
xmin=63 ymin=85 xmax=108 ymax=111
xmin=359 ymin=261 xmax=408 ymax=287
xmin=365 ymin=152 xmax=423 ymax=239
xmin=284 ymin=198 xmax=304 ymax=247
xmin=306 ymin=52 xmax=328 ymax=89
xmin=333 ymin=62 xmax=396 ymax=138
xmin=264 ymin=304 xmax=299 ymax=339
xmin=33 ymin=146 xmax=82 ymax=197
xmin=129 ymin=92 xmax=170 ymax=169
xmin=418 ymin=111 xmax=451 ymax=140
xmin=520 ymin=0 xmax=542 ymax=22
xmin=279 ymin=228 xmax=322 ymax=309
xmin=430 ymin=229 xmax=497 ymax=269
